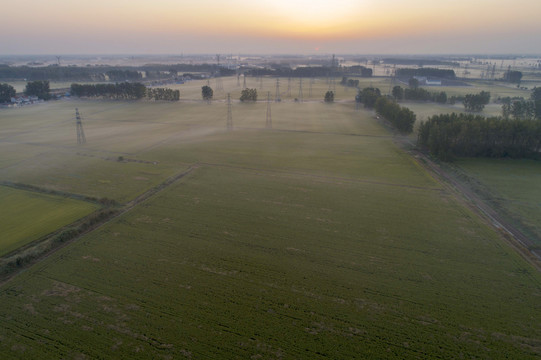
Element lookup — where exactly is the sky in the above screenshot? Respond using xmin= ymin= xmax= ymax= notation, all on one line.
xmin=2 ymin=0 xmax=541 ymax=55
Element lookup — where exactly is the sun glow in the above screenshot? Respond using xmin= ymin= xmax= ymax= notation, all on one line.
xmin=267 ymin=0 xmax=362 ymax=24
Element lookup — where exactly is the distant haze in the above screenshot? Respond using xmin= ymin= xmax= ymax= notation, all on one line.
xmin=2 ymin=0 xmax=541 ymax=55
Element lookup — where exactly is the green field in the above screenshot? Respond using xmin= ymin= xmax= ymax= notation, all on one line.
xmin=0 ymin=92 xmax=540 ymax=358
xmin=0 ymin=186 xmax=98 ymax=256
xmin=456 ymin=158 xmax=541 ymax=247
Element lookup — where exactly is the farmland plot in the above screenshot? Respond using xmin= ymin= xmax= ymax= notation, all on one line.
xmin=0 ymin=186 xmax=98 ymax=256
xmin=0 ymin=99 xmax=540 ymax=359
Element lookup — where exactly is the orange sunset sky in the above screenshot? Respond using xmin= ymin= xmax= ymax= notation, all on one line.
xmin=2 ymin=0 xmax=541 ymax=54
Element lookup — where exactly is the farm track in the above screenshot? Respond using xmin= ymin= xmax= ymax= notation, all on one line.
xmin=0 ymin=164 xmax=199 ymax=286
xmin=404 ymin=141 xmax=541 ymax=271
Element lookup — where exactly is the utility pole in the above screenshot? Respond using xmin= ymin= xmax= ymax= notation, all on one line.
xmin=75 ymin=108 xmax=86 ymax=144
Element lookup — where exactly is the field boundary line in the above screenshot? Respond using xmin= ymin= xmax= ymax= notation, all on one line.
xmin=0 ymin=180 xmax=108 ymax=205
xmin=402 ymin=143 xmax=541 ymax=272
xmin=0 ymin=164 xmax=199 ymax=286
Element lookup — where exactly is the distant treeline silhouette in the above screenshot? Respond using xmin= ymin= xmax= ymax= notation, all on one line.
xmin=0 ymin=64 xmax=235 ymax=81
xmin=248 ymin=66 xmax=372 ymax=78
xmin=396 ymin=68 xmax=456 ymax=79
xmin=70 ymin=82 xmax=179 ymax=101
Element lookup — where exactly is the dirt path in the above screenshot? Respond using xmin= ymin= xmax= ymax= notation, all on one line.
xmin=397 ymin=136 xmax=541 ymax=271
xmin=0 ymin=164 xmax=199 ymax=285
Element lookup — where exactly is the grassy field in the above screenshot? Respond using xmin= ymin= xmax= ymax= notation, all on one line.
xmin=0 ymin=94 xmax=540 ymax=358
xmin=455 ymin=158 xmax=541 ymax=248
xmin=0 ymin=186 xmax=98 ymax=256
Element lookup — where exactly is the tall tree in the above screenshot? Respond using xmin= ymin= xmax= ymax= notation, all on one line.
xmin=531 ymin=87 xmax=541 ymax=119
xmin=202 ymin=85 xmax=213 ymax=102
xmin=463 ymin=91 xmax=490 ymax=112
xmin=359 ymin=87 xmax=381 ymax=108
xmin=0 ymin=83 xmax=16 ymax=103
xmin=324 ymin=91 xmax=334 ymax=103
xmin=24 ymin=80 xmax=50 ymax=100
xmin=240 ymin=88 xmax=257 ymax=102
xmin=408 ymin=78 xmax=419 ymax=89
xmin=392 ymin=86 xmax=404 ymax=101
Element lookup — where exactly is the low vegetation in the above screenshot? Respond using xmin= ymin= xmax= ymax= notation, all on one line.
xmin=0 ymin=78 xmax=540 ymax=359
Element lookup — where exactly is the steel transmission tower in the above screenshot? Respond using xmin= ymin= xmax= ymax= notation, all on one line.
xmin=287 ymin=77 xmax=291 ymax=97
xmin=298 ymin=78 xmax=303 ymax=102
xmin=226 ymin=93 xmax=233 ymax=131
xmin=75 ymin=108 xmax=86 ymax=144
xmin=309 ymin=78 xmax=314 ymax=97
xmin=215 ymin=76 xmax=223 ymax=92
xmin=266 ymin=91 xmax=272 ymax=129
xmin=275 ymin=78 xmax=281 ymax=102
xmin=243 ymin=74 xmax=247 ymax=89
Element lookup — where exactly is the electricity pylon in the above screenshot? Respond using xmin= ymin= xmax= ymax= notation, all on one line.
xmin=75 ymin=108 xmax=86 ymax=144
xmin=266 ymin=91 xmax=272 ymax=129
xmin=226 ymin=93 xmax=233 ymax=131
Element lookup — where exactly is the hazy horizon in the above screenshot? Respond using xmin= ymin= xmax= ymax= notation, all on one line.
xmin=1 ymin=0 xmax=541 ymax=55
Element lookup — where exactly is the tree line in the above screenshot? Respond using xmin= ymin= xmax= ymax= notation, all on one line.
xmin=340 ymin=77 xmax=359 ymax=88
xmin=356 ymin=87 xmax=415 ymax=133
xmin=417 ymin=113 xmax=541 ymax=161
xmin=70 ymin=82 xmax=180 ymax=101
xmin=392 ymin=83 xmax=491 ymax=111
xmin=1 ymin=80 xmax=53 ymax=101
xmin=396 ymin=68 xmax=456 ymax=79
xmin=374 ymin=97 xmax=416 ymax=133
xmin=249 ymin=65 xmax=372 ymax=78
xmin=0 ymin=63 xmax=236 ymax=81
xmin=500 ymin=88 xmax=541 ymax=120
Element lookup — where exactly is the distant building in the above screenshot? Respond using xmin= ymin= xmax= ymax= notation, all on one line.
xmin=413 ymin=76 xmax=442 ymax=86
xmin=426 ymin=79 xmax=442 ymax=86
